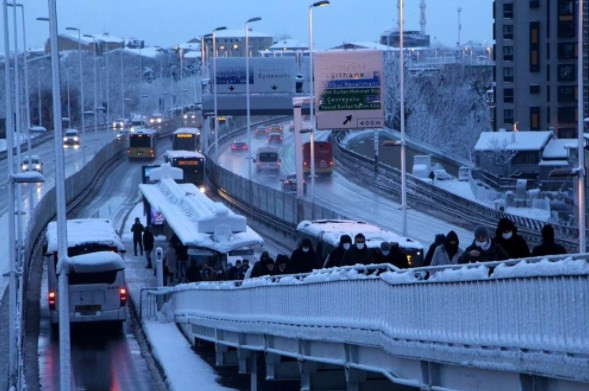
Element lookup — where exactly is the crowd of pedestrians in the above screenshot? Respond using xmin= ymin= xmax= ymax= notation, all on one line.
xmin=133 ymin=217 xmax=568 ymax=285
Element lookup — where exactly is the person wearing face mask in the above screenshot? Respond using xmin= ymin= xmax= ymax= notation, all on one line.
xmin=324 ymin=234 xmax=353 ymax=268
xmin=251 ymin=251 xmax=275 ymax=278
xmin=431 ymin=231 xmax=463 ymax=266
xmin=343 ymin=233 xmax=374 ymax=266
xmin=274 ymin=254 xmax=289 ymax=275
xmin=374 ymin=241 xmax=409 ymax=269
xmin=288 ymin=238 xmax=320 ymax=274
xmin=493 ymin=218 xmax=530 ymax=259
xmin=459 ymin=226 xmax=508 ymax=264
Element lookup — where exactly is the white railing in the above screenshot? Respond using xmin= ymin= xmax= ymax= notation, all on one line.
xmin=150 ymin=256 xmax=589 ymax=370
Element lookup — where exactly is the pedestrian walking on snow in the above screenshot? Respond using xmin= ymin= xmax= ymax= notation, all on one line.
xmin=131 ymin=217 xmax=144 ymax=256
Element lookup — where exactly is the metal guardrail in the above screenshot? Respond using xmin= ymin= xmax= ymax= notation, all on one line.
xmin=142 ymin=256 xmax=589 ymax=384
xmin=334 ymin=132 xmax=582 ymax=252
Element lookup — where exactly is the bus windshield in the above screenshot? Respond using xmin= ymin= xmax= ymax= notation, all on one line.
xmin=130 ymin=134 xmax=152 ymax=148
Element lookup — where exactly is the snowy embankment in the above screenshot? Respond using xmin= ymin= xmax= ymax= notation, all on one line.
xmin=120 ymin=203 xmax=235 ymax=391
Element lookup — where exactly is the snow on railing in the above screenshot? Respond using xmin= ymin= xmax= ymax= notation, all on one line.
xmin=147 ymin=255 xmax=589 ymax=361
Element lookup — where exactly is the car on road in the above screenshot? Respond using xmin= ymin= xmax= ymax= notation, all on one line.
xmin=231 ymin=140 xmax=248 ymax=152
xmin=130 ymin=119 xmax=145 ymax=133
xmin=269 ymin=125 xmax=284 ymax=135
xmin=255 ymin=126 xmax=268 ymax=138
xmin=255 ymin=146 xmax=281 ymax=173
xmin=29 ymin=126 xmax=47 ymax=134
xmin=281 ymin=173 xmax=306 ymax=194
xmin=63 ymin=128 xmax=80 ymax=148
xmin=112 ymin=118 xmax=127 ymax=129
xmin=268 ymin=132 xmax=283 ymax=146
xmin=21 ymin=154 xmax=43 ymax=173
xmin=148 ymin=113 xmax=163 ymax=126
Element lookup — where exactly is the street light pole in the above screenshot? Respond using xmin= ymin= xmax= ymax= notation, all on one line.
xmin=245 ymin=17 xmax=261 ymax=181
xmin=48 ymin=0 xmax=72 ymax=389
xmin=65 ymin=27 xmax=86 ymax=140
xmin=308 ymin=1 xmax=329 ymax=206
xmin=3 ymin=1 xmax=18 ymax=386
xmin=84 ymin=34 xmax=98 ymax=135
xmin=400 ymin=0 xmax=408 ymax=237
xmin=212 ymin=26 xmax=227 ymax=157
xmin=37 ymin=67 xmax=44 ymax=126
xmin=105 ymin=50 xmax=110 ymax=126
xmin=577 ymin=0 xmax=586 ymax=252
xmin=65 ymin=66 xmax=71 ymax=123
xmin=120 ymin=42 xmax=125 ymax=120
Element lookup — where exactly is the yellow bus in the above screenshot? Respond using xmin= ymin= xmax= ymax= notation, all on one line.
xmin=128 ymin=128 xmax=157 ymax=159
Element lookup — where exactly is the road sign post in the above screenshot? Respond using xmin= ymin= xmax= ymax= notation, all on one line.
xmin=314 ymin=50 xmax=384 ymax=130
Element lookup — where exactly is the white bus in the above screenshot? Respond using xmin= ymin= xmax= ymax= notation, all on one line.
xmin=297 ymin=219 xmax=425 ymax=267
xmin=44 ymin=219 xmax=127 ymax=326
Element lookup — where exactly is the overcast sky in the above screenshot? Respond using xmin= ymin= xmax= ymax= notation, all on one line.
xmin=3 ymin=0 xmax=493 ymax=52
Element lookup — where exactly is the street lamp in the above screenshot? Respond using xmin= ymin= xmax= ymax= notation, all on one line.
xmin=577 ymin=0 xmax=586 ymax=252
xmin=37 ymin=66 xmax=45 ymax=126
xmin=212 ymin=26 xmax=227 ymax=156
xmin=9 ymin=3 xmax=31 ymax=148
xmin=65 ymin=66 xmax=73 ymax=125
xmin=245 ymin=17 xmax=261 ymax=181
xmin=120 ymin=40 xmax=126 ymax=121
xmin=308 ymin=0 xmax=329 ymax=205
xmin=65 ymin=27 xmax=86 ymax=141
xmin=83 ymin=34 xmax=98 ymax=135
xmin=399 ymin=0 xmax=408 ymax=237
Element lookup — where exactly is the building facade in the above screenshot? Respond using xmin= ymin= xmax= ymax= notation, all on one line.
xmin=493 ymin=0 xmax=589 ymax=137
xmin=202 ymin=29 xmax=273 ymax=58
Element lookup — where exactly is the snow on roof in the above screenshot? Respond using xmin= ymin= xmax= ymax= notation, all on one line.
xmin=331 ymin=41 xmax=392 ymax=51
xmin=164 ymin=150 xmax=205 ymax=160
xmin=132 ymin=128 xmax=156 ymax=135
xmin=68 ymin=251 xmax=125 ymax=274
xmin=139 ymin=178 xmax=263 ymax=253
xmin=297 ymin=220 xmax=423 ymax=250
xmin=211 ymin=29 xmax=272 ymax=39
xmin=183 ymin=51 xmax=201 ymax=59
xmin=120 ymin=47 xmax=163 ymax=59
xmin=178 ymin=42 xmax=199 ymax=51
xmin=173 ymin=127 xmax=200 ymax=135
xmin=256 ymin=146 xmax=280 ymax=154
xmin=149 ymin=163 xmax=184 ymax=182
xmin=538 ymin=160 xmax=569 ymax=166
xmin=542 ymin=138 xmax=577 ymax=159
xmin=474 ymin=131 xmax=553 ymax=152
xmin=269 ymin=39 xmax=308 ymax=50
xmin=46 ymin=219 xmax=124 ymax=254
xmin=61 ymin=32 xmax=123 ymax=45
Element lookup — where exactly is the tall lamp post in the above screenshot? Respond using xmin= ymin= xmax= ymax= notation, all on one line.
xmin=212 ymin=26 xmax=227 ymax=156
xmin=37 ymin=66 xmax=45 ymax=126
xmin=308 ymin=0 xmax=329 ymax=204
xmin=245 ymin=17 xmax=261 ymax=181
xmin=83 ymin=34 xmax=98 ymax=135
xmin=578 ymin=0 xmax=586 ymax=252
xmin=9 ymin=3 xmax=31 ymax=148
xmin=120 ymin=40 xmax=126 ymax=120
xmin=65 ymin=27 xmax=86 ymax=139
xmin=399 ymin=0 xmax=408 ymax=237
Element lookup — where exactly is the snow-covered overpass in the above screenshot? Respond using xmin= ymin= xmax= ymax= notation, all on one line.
xmin=142 ymin=255 xmax=589 ymax=391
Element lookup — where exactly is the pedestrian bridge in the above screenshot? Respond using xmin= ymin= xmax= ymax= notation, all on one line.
xmin=142 ymin=255 xmax=589 ymax=391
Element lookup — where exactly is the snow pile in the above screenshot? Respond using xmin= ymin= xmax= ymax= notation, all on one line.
xmin=68 ymin=251 xmax=124 ymax=273
xmin=492 ymin=257 xmax=589 ymax=279
xmin=429 ymin=264 xmax=490 ymax=282
xmin=380 ymin=270 xmax=419 ymax=284
xmin=45 ymin=218 xmax=124 ymax=254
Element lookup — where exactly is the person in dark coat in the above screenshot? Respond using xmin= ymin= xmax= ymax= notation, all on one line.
xmin=131 ymin=217 xmax=144 ymax=256
xmin=289 ymin=238 xmax=320 ymax=274
xmin=431 ymin=231 xmax=463 ymax=266
xmin=323 ymin=234 xmax=352 ymax=268
xmin=532 ymin=224 xmax=567 ymax=257
xmin=343 ymin=233 xmax=373 ymax=266
xmin=493 ymin=218 xmax=530 ymax=259
xmin=423 ymin=234 xmax=446 ymax=266
xmin=374 ymin=242 xmax=409 ymax=269
xmin=143 ymin=227 xmax=155 ymax=268
xmin=459 ymin=225 xmax=509 ymax=264
xmin=274 ymin=254 xmax=289 ymax=275
xmin=250 ymin=252 xmax=275 ymax=278
xmin=227 ymin=260 xmax=244 ymax=280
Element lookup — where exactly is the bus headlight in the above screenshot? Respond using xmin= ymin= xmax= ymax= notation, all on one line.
xmin=199 ymin=186 xmax=206 ymax=193
xmin=63 ymin=137 xmax=67 ymax=141
xmin=157 ymin=118 xmax=162 ymax=123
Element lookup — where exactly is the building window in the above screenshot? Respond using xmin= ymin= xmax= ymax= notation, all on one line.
xmin=557 ymin=42 xmax=576 ymax=59
xmin=530 ymin=107 xmax=540 ymax=130
xmin=530 ymin=85 xmax=540 ymax=94
xmin=503 ymin=24 xmax=514 ymax=40
xmin=504 ymin=88 xmax=514 ymax=103
xmin=503 ymin=3 xmax=514 ymax=18
xmin=530 ymin=0 xmax=540 ymax=8
xmin=558 ymin=64 xmax=575 ymax=81
xmin=504 ymin=109 xmax=514 ymax=123
xmin=513 ymin=152 xmax=539 ymax=165
xmin=558 ymin=106 xmax=576 ymax=123
xmin=503 ymin=67 xmax=514 ymax=82
xmin=503 ymin=46 xmax=514 ymax=61
xmin=558 ymin=86 xmax=576 ymax=102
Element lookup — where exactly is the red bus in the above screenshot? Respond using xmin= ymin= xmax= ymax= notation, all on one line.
xmin=303 ymin=141 xmax=333 ymax=175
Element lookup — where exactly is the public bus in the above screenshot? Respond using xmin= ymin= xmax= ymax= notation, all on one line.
xmin=164 ymin=150 xmax=206 ymax=190
xmin=44 ymin=219 xmax=127 ymax=326
xmin=128 ymin=128 xmax=157 ymax=159
xmin=172 ymin=128 xmax=200 ymax=152
xmin=303 ymin=140 xmax=333 ymax=176
xmin=296 ymin=219 xmax=424 ymax=267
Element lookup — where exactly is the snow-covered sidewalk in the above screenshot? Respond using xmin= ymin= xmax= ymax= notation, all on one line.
xmin=121 ymin=203 xmax=234 ymax=391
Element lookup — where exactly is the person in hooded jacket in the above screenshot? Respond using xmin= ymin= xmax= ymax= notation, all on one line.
xmin=532 ymin=224 xmax=567 ymax=257
xmin=323 ymin=234 xmax=352 ymax=268
xmin=431 ymin=231 xmax=463 ymax=266
xmin=343 ymin=233 xmax=373 ymax=266
xmin=423 ymin=234 xmax=446 ymax=266
xmin=459 ymin=225 xmax=509 ymax=264
xmin=289 ymin=239 xmax=320 ymax=274
xmin=374 ymin=241 xmax=409 ymax=269
xmin=493 ymin=218 xmax=530 ymax=259
xmin=274 ymin=254 xmax=289 ymax=275
xmin=250 ymin=252 xmax=275 ymax=278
